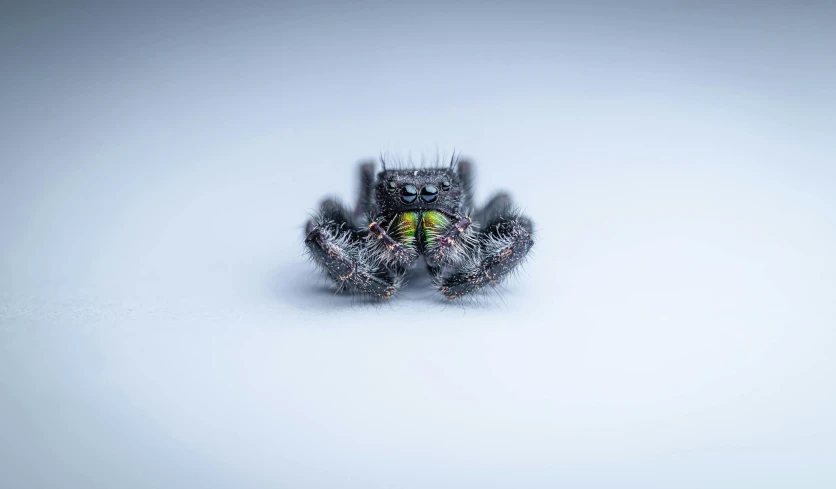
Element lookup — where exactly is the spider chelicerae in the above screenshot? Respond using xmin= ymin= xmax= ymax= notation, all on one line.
xmin=304 ymin=155 xmax=534 ymax=300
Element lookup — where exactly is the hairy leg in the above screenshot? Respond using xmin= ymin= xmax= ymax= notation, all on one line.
xmin=476 ymin=192 xmax=512 ymax=227
xmin=439 ymin=210 xmax=534 ymax=299
xmin=456 ymin=158 xmax=476 ymax=211
xmin=305 ymin=200 xmax=401 ymax=299
xmin=354 ymin=160 xmax=377 ymax=217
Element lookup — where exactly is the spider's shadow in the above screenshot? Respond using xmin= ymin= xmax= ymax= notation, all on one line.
xmin=268 ymin=261 xmax=364 ymax=312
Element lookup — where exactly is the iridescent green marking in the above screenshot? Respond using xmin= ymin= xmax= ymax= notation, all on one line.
xmin=421 ymin=210 xmax=451 ymax=246
xmin=392 ymin=212 xmax=419 ymax=244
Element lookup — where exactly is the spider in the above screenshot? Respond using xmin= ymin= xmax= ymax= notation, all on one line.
xmin=304 ymin=155 xmax=534 ymax=300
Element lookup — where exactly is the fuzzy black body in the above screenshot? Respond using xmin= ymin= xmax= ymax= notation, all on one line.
xmin=304 ymin=157 xmax=534 ymax=300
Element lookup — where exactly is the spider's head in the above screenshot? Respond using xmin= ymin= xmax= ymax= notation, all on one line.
xmin=375 ymin=167 xmax=464 ymax=215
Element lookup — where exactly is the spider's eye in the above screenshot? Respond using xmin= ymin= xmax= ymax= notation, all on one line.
xmin=440 ymin=180 xmax=451 ymax=191
xmin=420 ymin=184 xmax=438 ymax=203
xmin=388 ymin=181 xmax=397 ymax=191
xmin=400 ymin=184 xmax=418 ymax=203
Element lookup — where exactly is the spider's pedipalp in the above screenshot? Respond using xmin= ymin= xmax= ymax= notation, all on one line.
xmin=366 ymin=221 xmax=419 ymax=268
xmin=423 ymin=214 xmax=479 ymax=268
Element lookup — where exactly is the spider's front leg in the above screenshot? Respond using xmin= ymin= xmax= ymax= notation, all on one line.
xmin=439 ymin=212 xmax=534 ymax=299
xmin=305 ymin=201 xmax=402 ymax=300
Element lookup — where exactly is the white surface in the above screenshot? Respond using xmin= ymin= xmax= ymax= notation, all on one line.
xmin=2 ymin=3 xmax=835 ymax=488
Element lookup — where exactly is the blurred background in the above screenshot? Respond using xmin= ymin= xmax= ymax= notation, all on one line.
xmin=1 ymin=1 xmax=835 ymax=487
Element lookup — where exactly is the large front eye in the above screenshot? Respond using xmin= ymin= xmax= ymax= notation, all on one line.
xmin=420 ymin=184 xmax=438 ymax=203
xmin=400 ymin=184 xmax=418 ymax=203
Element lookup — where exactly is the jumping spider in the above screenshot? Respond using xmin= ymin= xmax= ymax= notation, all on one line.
xmin=304 ymin=156 xmax=534 ymax=300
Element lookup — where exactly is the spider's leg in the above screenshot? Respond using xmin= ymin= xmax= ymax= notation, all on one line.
xmin=305 ymin=229 xmax=400 ymax=299
xmin=439 ymin=205 xmax=534 ymax=299
xmin=456 ymin=158 xmax=476 ymax=211
xmin=476 ymin=192 xmax=513 ymax=228
xmin=306 ymin=198 xmax=358 ymax=236
xmin=353 ymin=160 xmax=377 ymax=217
xmin=305 ymin=200 xmax=402 ymax=300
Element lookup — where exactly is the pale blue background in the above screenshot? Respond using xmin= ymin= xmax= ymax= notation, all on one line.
xmin=2 ymin=1 xmax=835 ymax=487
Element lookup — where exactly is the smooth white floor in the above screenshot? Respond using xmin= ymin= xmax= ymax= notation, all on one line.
xmin=2 ymin=3 xmax=835 ymax=488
